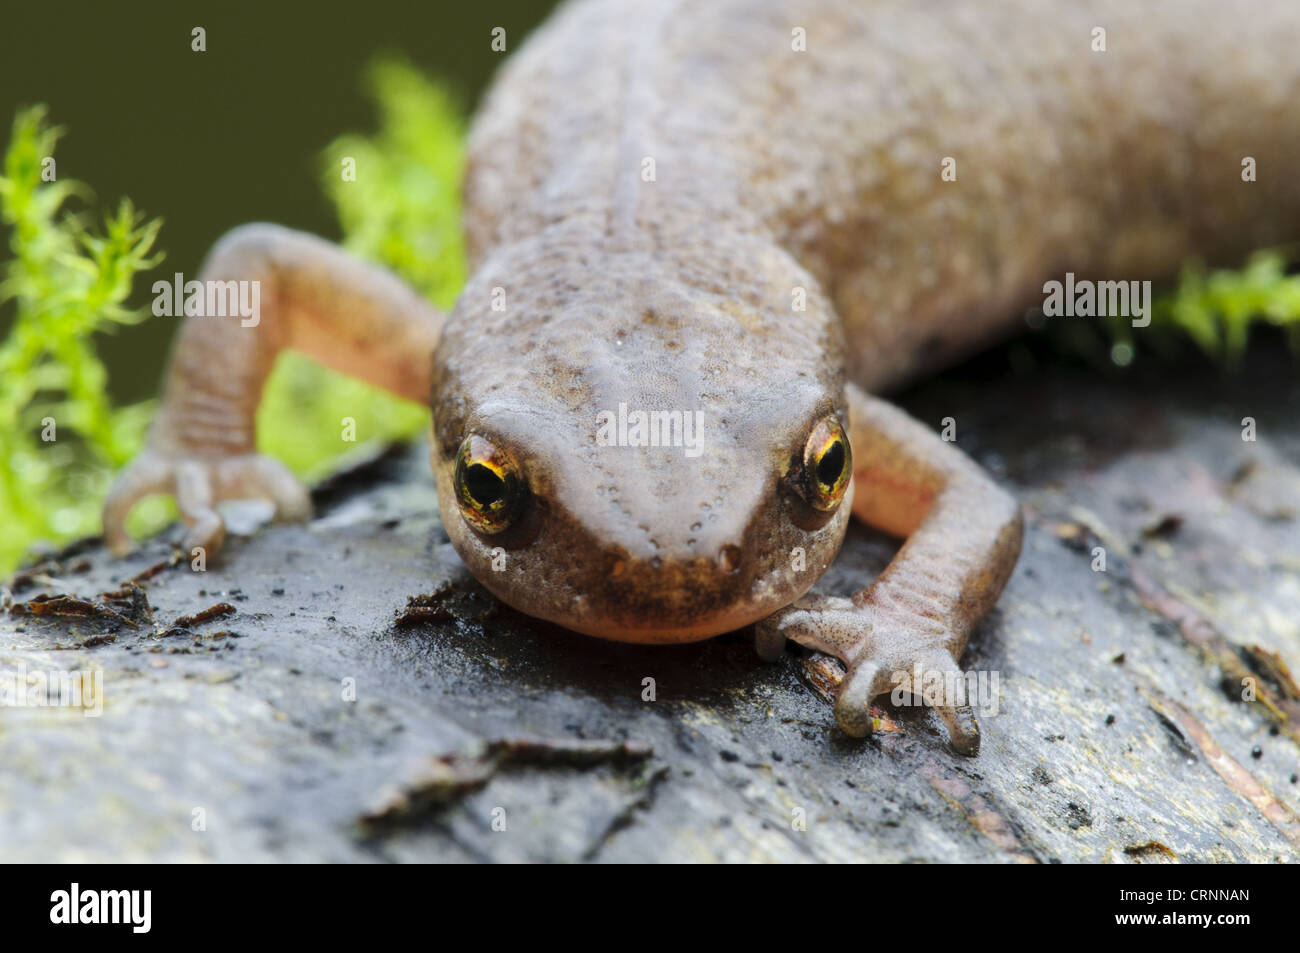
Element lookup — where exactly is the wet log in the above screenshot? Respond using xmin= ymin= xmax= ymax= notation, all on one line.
xmin=3 ymin=345 xmax=1298 ymax=862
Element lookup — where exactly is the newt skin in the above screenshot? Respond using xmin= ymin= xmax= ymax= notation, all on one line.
xmin=103 ymin=0 xmax=1300 ymax=754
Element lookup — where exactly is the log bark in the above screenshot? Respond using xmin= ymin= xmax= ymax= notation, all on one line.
xmin=3 ymin=346 xmax=1298 ymax=862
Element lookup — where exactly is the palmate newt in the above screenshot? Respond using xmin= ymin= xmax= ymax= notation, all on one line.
xmin=102 ymin=0 xmax=1300 ymax=754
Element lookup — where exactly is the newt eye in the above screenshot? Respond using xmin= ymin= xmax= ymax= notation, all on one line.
xmin=454 ymin=434 xmax=525 ymax=534
xmin=801 ymin=416 xmax=851 ymax=511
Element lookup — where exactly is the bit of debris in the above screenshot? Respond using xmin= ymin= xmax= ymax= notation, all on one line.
xmin=122 ymin=551 xmax=184 ymax=587
xmin=1123 ymin=841 xmax=1178 ymax=863
xmin=171 ymin=603 xmax=237 ymax=629
xmin=1133 ymin=567 xmax=1300 ymax=744
xmin=7 ymin=593 xmax=138 ymax=629
xmin=97 ymin=583 xmax=155 ymax=627
xmin=154 ymin=602 xmax=240 ymax=639
xmin=1140 ymin=513 xmax=1183 ymax=540
xmin=800 ymin=654 xmax=898 ymax=733
xmin=393 ymin=604 xmax=452 ymax=627
xmin=1050 ymin=520 xmax=1092 ymax=552
xmin=1241 ymin=644 xmax=1300 ymax=703
xmin=361 ymin=736 xmax=655 ymax=827
xmin=5 ymin=536 xmax=99 ymax=593
xmin=1066 ymin=801 xmax=1093 ymax=830
xmin=393 ymin=582 xmax=499 ymax=627
xmin=801 ymin=653 xmax=846 ymax=704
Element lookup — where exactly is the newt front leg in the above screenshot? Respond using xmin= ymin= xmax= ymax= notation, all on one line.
xmin=103 ymin=224 xmax=442 ymax=556
xmin=757 ymin=383 xmax=1024 ymax=755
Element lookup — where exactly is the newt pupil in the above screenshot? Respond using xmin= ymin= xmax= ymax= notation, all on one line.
xmin=465 ymin=464 xmax=506 ymax=505
xmin=817 ymin=441 xmax=845 ymax=488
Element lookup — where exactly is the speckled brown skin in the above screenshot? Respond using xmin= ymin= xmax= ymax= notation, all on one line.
xmin=463 ymin=0 xmax=1300 ymax=390
xmin=105 ymin=0 xmax=1300 ymax=751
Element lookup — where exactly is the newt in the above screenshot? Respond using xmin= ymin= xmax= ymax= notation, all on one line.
xmin=102 ymin=0 xmax=1300 ymax=754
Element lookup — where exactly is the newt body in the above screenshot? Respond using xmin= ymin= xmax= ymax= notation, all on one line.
xmin=104 ymin=0 xmax=1300 ymax=753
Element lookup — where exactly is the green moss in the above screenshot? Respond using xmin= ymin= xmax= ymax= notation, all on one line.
xmin=0 ymin=106 xmax=171 ymax=572
xmin=318 ymin=59 xmax=467 ymax=309
xmin=256 ymin=59 xmax=466 ymax=481
xmin=1162 ymin=253 xmax=1300 ymax=363
xmin=1 ymin=64 xmax=466 ymax=571
xmin=1041 ymin=251 xmax=1300 ymax=370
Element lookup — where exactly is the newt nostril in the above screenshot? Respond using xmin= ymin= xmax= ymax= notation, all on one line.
xmin=718 ymin=544 xmax=742 ymax=574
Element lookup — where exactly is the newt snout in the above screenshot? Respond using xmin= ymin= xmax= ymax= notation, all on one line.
xmin=430 ymin=410 xmax=854 ymax=644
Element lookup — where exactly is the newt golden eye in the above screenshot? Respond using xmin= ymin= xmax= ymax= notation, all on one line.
xmin=802 ymin=416 xmax=851 ymax=511
xmin=454 ymin=434 xmax=525 ymax=534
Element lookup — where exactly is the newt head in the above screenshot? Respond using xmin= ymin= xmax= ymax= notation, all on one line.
xmin=429 ymin=234 xmax=852 ymax=643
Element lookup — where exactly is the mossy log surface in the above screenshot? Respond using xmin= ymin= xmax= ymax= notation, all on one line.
xmin=3 ymin=348 xmax=1299 ymax=863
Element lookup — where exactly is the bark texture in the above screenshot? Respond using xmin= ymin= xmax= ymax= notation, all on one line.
xmin=3 ymin=347 xmax=1298 ymax=862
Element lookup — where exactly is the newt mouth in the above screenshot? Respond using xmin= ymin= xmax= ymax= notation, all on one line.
xmin=474 ymin=550 xmax=825 ymax=645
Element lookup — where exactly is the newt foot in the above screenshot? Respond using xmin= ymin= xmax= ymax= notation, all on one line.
xmin=103 ymin=450 xmax=311 ymax=557
xmin=755 ymin=595 xmax=982 ymax=756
